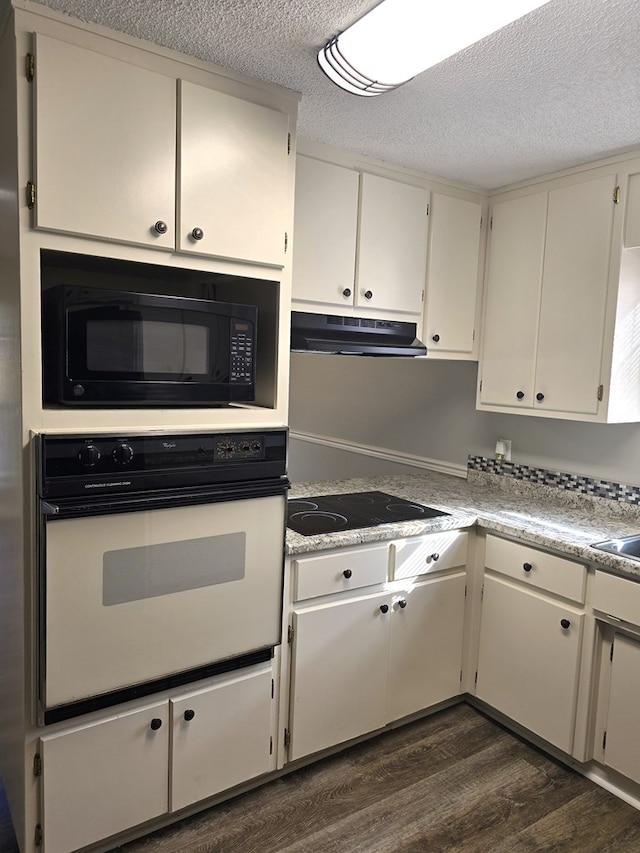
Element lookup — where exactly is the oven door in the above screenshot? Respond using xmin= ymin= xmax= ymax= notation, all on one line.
xmin=39 ymin=492 xmax=285 ymax=718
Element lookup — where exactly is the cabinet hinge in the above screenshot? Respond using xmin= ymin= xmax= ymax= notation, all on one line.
xmin=284 ymin=232 xmax=288 ymax=253
xmin=597 ymin=384 xmax=604 ymax=402
xmin=421 ymin=289 xmax=425 ymax=303
xmin=464 ymin=584 xmax=467 ymax=598
xmin=489 ymin=215 xmax=493 ymax=230
xmin=426 ymin=203 xmax=430 ymax=216
xmin=479 ymin=379 xmax=483 ymax=392
xmin=480 ymin=584 xmax=484 ymax=601
xmin=34 ymin=824 xmax=43 ymax=847
xmin=610 ymin=642 xmax=614 ymax=662
xmin=460 ymin=669 xmax=463 ymax=683
xmin=26 ymin=181 xmax=36 ymax=209
xmin=472 ymin=329 xmax=476 ymax=341
xmin=480 ymin=215 xmax=483 ymax=229
xmin=26 ymin=52 xmax=35 ymax=82
xmin=613 ymin=185 xmax=621 ymax=205
xmin=283 ymin=728 xmax=290 ymax=748
xmin=269 ymin=736 xmax=273 ymax=755
xmin=287 ymin=624 xmax=294 ymax=644
xmin=271 ymin=678 xmax=275 ymax=699
xmin=474 ymin=671 xmax=478 ymax=687
xmin=33 ymin=753 xmax=42 ymax=777
xmin=287 ymin=132 xmax=292 ymax=155
xmin=603 ymin=730 xmax=607 ymax=750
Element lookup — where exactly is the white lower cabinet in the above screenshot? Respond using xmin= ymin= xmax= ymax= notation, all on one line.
xmin=476 ymin=573 xmax=585 ymax=754
xmin=40 ymin=701 xmax=169 ymax=853
xmin=40 ymin=662 xmax=275 ymax=852
xmin=287 ymin=535 xmax=468 ymax=762
xmin=601 ymin=633 xmax=640 ymax=784
xmin=170 ymin=667 xmax=275 ymax=811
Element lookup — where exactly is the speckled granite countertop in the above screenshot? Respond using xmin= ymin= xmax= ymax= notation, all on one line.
xmin=287 ymin=470 xmax=640 ymax=580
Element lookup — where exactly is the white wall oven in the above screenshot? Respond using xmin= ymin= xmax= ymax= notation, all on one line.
xmin=36 ymin=429 xmax=288 ymax=724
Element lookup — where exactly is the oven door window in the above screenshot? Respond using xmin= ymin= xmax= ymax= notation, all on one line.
xmin=42 ymin=495 xmax=285 ymax=709
xmin=67 ymin=306 xmax=229 ymax=382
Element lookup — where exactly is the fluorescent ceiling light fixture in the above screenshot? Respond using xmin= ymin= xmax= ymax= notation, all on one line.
xmin=318 ymin=0 xmax=552 ymax=96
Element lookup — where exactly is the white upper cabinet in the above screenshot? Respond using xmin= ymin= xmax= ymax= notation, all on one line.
xmin=292 ymin=156 xmax=428 ymax=318
xmin=479 ymin=191 xmax=548 ymax=407
xmin=355 ymin=173 xmax=428 ymax=315
xmin=33 ymin=35 xmax=291 ymax=267
xmin=423 ymin=193 xmax=484 ymax=360
xmin=291 ymin=156 xmax=359 ymax=306
xmin=479 ymin=163 xmax=640 ymax=422
xmin=34 ymin=34 xmax=176 ymax=250
xmin=178 ymin=81 xmax=290 ymax=266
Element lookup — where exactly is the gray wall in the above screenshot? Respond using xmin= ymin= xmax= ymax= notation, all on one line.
xmin=288 ymin=353 xmax=640 ymax=484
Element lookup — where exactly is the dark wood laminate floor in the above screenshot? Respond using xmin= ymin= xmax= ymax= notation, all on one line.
xmin=4 ymin=704 xmax=640 ymax=852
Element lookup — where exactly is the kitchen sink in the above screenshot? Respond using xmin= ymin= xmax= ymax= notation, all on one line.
xmin=592 ymin=534 xmax=640 ymax=562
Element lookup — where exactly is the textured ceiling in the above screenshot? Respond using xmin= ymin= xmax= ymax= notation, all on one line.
xmin=8 ymin=0 xmax=640 ymax=189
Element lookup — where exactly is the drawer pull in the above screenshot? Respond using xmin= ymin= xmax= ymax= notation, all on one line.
xmin=149 ymin=718 xmax=163 ymax=731
xmin=426 ymin=553 xmax=440 ymax=563
xmin=560 ymin=618 xmax=571 ymax=630
xmin=342 ymin=569 xmax=353 ymax=579
xmin=523 ymin=562 xmax=533 ymax=573
xmin=183 ymin=709 xmax=195 ymax=722
xmin=397 ymin=598 xmax=407 ymax=609
xmin=379 ymin=604 xmax=389 ymax=614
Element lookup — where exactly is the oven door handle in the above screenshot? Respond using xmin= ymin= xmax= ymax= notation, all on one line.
xmin=40 ymin=477 xmax=290 ymax=520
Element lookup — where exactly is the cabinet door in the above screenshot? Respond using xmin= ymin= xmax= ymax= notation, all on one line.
xmin=388 ymin=572 xmax=466 ymax=721
xmin=34 ymin=34 xmax=176 ymax=249
xmin=476 ymin=575 xmax=584 ymax=754
xmin=178 ymin=81 xmax=290 ymax=266
xmin=170 ymin=666 xmax=274 ymax=811
xmin=289 ymin=591 xmax=390 ymax=761
xmin=424 ymin=194 xmax=483 ymax=359
xmin=603 ymin=633 xmax=640 ymax=784
xmin=534 ymin=174 xmax=616 ymax=415
xmin=356 ymin=174 xmax=428 ymax=315
xmin=292 ymin=156 xmax=359 ymax=306
xmin=40 ymin=702 xmax=168 ymax=853
xmin=479 ymin=192 xmax=547 ymax=407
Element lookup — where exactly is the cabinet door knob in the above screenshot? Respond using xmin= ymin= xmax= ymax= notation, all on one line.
xmin=150 ymin=718 xmax=163 ymax=731
xmin=379 ymin=604 xmax=389 ymax=614
xmin=536 ymin=392 xmax=545 ymax=402
xmin=342 ymin=288 xmax=352 ymax=298
xmin=560 ymin=618 xmax=571 ymax=630
xmin=191 ymin=227 xmax=204 ymax=241
xmin=183 ymin=709 xmax=195 ymax=722
xmin=523 ymin=562 xmax=533 ymax=573
xmin=364 ymin=290 xmax=373 ymax=300
xmin=432 ymin=334 xmax=440 ymax=343
xmin=397 ymin=598 xmax=407 ymax=609
xmin=154 ymin=220 xmax=168 ymax=234
xmin=426 ymin=552 xmax=440 ymax=563
xmin=516 ymin=390 xmax=525 ymax=400
xmin=342 ymin=569 xmax=352 ymax=579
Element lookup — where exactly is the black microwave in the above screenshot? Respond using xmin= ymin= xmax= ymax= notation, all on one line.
xmin=41 ymin=285 xmax=257 ymax=406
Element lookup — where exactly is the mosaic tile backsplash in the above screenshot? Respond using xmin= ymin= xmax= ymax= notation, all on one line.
xmin=467 ymin=455 xmax=640 ymax=505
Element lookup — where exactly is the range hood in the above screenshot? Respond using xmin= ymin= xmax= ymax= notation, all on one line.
xmin=290 ymin=311 xmax=427 ymax=357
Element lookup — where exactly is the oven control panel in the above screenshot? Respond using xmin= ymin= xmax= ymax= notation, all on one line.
xmin=37 ymin=429 xmax=288 ymax=499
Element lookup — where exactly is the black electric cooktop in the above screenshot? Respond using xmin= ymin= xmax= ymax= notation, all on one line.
xmin=287 ymin=491 xmax=450 ymax=536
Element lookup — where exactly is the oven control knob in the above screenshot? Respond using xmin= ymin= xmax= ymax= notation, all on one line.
xmin=112 ymin=443 xmax=134 ymax=465
xmin=78 ymin=444 xmax=101 ymax=468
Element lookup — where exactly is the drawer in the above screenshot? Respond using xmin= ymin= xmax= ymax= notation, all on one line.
xmin=391 ymin=531 xmax=468 ymax=580
xmin=484 ymin=535 xmax=586 ymax=604
xmin=593 ymin=570 xmax=640 ymax=627
xmin=293 ymin=544 xmax=389 ymax=601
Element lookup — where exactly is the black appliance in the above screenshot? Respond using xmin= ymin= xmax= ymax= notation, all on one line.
xmin=42 ymin=284 xmax=257 ymax=406
xmin=287 ymin=491 xmax=449 ymax=536
xmin=290 ymin=311 xmax=427 ymax=356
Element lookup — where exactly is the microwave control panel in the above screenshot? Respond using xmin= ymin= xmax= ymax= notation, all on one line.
xmin=229 ymin=321 xmax=254 ymax=383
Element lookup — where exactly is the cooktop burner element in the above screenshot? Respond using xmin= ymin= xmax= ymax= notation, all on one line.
xmin=287 ymin=491 xmax=450 ymax=536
